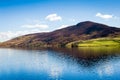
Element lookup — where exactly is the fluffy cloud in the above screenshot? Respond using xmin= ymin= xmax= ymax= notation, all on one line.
xmin=0 ymin=29 xmax=49 ymax=42
xmin=45 ymin=14 xmax=62 ymax=21
xmin=96 ymin=13 xmax=113 ymax=19
xmin=58 ymin=25 xmax=69 ymax=29
xmin=22 ymin=24 xmax=49 ymax=29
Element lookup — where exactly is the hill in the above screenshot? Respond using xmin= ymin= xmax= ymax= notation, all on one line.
xmin=0 ymin=21 xmax=120 ymax=48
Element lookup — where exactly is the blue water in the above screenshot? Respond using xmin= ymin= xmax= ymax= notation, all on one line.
xmin=0 ymin=47 xmax=120 ymax=80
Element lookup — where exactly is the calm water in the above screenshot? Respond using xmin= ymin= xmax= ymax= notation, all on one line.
xmin=0 ymin=47 xmax=120 ymax=80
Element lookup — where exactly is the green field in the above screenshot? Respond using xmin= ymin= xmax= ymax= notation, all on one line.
xmin=66 ymin=38 xmax=120 ymax=47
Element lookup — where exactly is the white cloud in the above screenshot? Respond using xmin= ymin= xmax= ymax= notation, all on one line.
xmin=96 ymin=12 xmax=113 ymax=19
xmin=45 ymin=13 xmax=62 ymax=21
xmin=58 ymin=25 xmax=69 ymax=29
xmin=22 ymin=24 xmax=49 ymax=29
xmin=0 ymin=29 xmax=49 ymax=42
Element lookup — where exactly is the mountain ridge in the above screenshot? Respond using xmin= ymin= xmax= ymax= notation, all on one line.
xmin=0 ymin=21 xmax=120 ymax=48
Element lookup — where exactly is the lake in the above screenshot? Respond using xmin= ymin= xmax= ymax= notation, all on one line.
xmin=0 ymin=47 xmax=120 ymax=80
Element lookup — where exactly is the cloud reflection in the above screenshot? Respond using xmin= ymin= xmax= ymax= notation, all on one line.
xmin=97 ymin=62 xmax=114 ymax=77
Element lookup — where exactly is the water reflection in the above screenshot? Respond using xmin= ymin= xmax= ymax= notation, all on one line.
xmin=0 ymin=47 xmax=119 ymax=80
xmin=49 ymin=47 xmax=120 ymax=67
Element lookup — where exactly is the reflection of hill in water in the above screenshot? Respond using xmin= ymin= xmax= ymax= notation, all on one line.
xmin=48 ymin=47 xmax=120 ymax=68
xmin=8 ymin=47 xmax=120 ymax=68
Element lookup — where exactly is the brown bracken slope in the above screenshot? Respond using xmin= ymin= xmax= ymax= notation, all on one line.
xmin=0 ymin=21 xmax=120 ymax=48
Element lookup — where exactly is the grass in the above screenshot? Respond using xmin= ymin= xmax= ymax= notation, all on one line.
xmin=66 ymin=38 xmax=120 ymax=47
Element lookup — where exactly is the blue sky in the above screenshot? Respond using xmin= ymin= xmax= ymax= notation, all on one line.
xmin=0 ymin=0 xmax=120 ymax=42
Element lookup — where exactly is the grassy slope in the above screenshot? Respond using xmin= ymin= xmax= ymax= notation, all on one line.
xmin=66 ymin=38 xmax=120 ymax=47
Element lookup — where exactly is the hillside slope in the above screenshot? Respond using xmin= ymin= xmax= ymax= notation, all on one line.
xmin=0 ymin=21 xmax=120 ymax=48
xmin=66 ymin=38 xmax=120 ymax=47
